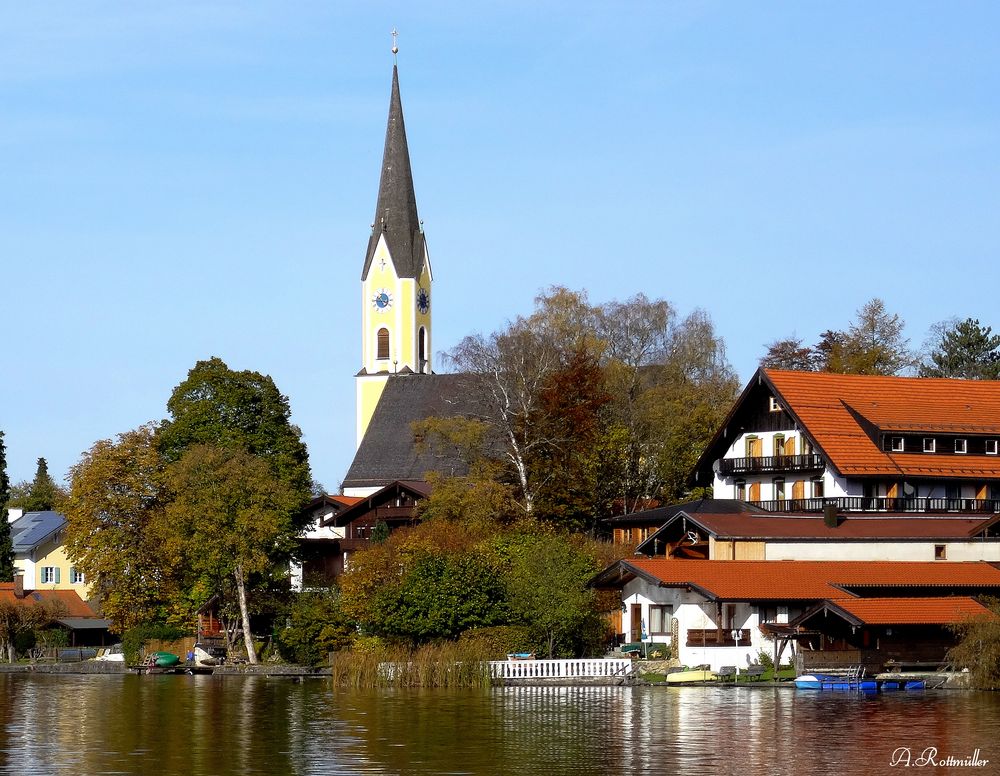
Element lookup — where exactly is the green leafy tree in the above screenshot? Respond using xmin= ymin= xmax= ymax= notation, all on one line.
xmin=494 ymin=534 xmax=604 ymax=658
xmin=159 ymin=357 xmax=312 ymax=511
xmin=166 ymin=444 xmax=305 ymax=664
xmin=276 ymin=588 xmax=354 ymax=665
xmin=63 ymin=425 xmax=177 ymax=633
xmin=366 ymin=552 xmax=509 ymax=642
xmin=920 ymin=318 xmax=1000 ymax=379
xmin=0 ymin=432 xmax=14 ymax=581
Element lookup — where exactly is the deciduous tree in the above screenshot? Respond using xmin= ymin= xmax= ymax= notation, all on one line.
xmin=63 ymin=425 xmax=176 ymax=633
xmin=0 ymin=598 xmax=64 ymax=662
xmin=760 ymin=337 xmax=817 ymax=371
xmin=166 ymin=445 xmax=304 ymax=664
xmin=159 ymin=357 xmax=312 ymax=510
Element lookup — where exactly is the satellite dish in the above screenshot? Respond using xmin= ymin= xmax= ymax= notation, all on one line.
xmin=686 ymin=531 xmax=699 ymax=545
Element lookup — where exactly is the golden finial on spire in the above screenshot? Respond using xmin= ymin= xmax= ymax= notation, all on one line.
xmin=391 ymin=28 xmax=399 ymax=62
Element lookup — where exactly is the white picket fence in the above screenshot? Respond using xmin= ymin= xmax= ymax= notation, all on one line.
xmin=490 ymin=658 xmax=633 ymax=681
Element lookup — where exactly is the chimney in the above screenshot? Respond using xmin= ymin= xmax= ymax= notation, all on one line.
xmin=13 ymin=572 xmax=24 ymax=599
xmin=823 ymin=503 xmax=840 ymax=528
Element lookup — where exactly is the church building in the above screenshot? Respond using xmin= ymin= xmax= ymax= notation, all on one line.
xmin=342 ymin=55 xmax=485 ymax=499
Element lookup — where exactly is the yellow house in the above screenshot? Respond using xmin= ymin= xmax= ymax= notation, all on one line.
xmin=10 ymin=510 xmax=91 ymax=599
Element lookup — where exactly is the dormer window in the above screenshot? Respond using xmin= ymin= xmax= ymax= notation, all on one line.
xmin=890 ymin=437 xmax=904 ymax=452
xmin=768 ymin=396 xmax=782 ymax=413
xmin=955 ymin=439 xmax=967 ymax=454
xmin=987 ymin=440 xmax=998 ymax=456
xmin=923 ymin=438 xmax=936 ymax=453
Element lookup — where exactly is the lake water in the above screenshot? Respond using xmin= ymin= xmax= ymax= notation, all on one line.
xmin=1 ymin=674 xmax=997 ymax=775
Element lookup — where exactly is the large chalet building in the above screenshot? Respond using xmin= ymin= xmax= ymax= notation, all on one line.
xmin=694 ymin=368 xmax=1000 ymax=513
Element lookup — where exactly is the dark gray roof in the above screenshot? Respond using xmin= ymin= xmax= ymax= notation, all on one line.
xmin=362 ymin=64 xmax=426 ymax=280
xmin=343 ymin=373 xmax=489 ymax=489
xmin=56 ymin=617 xmax=111 ymax=630
xmin=11 ymin=511 xmax=66 ymax=553
xmin=605 ymin=499 xmax=763 ymax=525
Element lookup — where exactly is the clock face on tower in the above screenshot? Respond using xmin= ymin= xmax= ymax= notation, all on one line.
xmin=416 ymin=287 xmax=430 ymax=314
xmin=372 ymin=289 xmax=392 ymax=311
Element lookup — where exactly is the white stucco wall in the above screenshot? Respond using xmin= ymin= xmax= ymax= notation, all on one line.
xmin=289 ymin=516 xmax=347 ymax=592
xmin=621 ymin=578 xmax=795 ymax=672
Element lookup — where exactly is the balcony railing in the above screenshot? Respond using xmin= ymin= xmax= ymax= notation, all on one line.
xmin=750 ymin=497 xmax=1000 ymax=514
xmin=686 ymin=629 xmax=752 ymax=648
xmin=719 ymin=454 xmax=825 ymax=476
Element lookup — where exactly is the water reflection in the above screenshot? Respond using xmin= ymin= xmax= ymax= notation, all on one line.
xmin=0 ymin=676 xmax=998 ymax=775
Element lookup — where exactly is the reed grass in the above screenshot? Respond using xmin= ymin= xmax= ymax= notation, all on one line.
xmin=330 ymin=640 xmax=495 ymax=688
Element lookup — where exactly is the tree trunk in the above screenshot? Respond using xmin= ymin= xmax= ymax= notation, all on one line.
xmin=233 ymin=563 xmax=258 ymax=665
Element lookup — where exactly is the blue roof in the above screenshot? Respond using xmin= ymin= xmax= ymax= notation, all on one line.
xmin=11 ymin=511 xmax=66 ymax=554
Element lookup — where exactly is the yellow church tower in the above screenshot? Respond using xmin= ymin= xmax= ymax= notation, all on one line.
xmin=356 ymin=55 xmax=433 ymax=447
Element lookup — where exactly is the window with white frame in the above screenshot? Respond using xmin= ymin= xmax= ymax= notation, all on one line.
xmin=890 ymin=437 xmax=904 ymax=452
xmin=955 ymin=439 xmax=967 ymax=454
xmin=41 ymin=567 xmax=60 ymax=584
xmin=811 ymin=478 xmax=824 ymax=498
xmin=773 ymin=477 xmax=785 ymax=502
xmin=71 ymin=568 xmax=85 ymax=584
xmin=923 ymin=438 xmax=936 ymax=453
xmin=987 ymin=439 xmax=999 ymax=455
xmin=649 ymin=605 xmax=673 ymax=635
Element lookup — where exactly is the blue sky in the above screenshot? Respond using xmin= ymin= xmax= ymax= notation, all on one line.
xmin=3 ymin=2 xmax=998 ymax=488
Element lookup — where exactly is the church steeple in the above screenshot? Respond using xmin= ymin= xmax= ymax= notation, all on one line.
xmin=355 ymin=48 xmax=434 ymax=450
xmin=362 ymin=65 xmax=425 ymax=281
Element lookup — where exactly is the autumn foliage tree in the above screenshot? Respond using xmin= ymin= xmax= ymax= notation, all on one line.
xmin=63 ymin=425 xmax=175 ymax=633
xmin=448 ymin=288 xmax=737 ymax=524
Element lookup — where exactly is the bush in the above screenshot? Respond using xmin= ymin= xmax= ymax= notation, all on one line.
xmin=947 ymin=598 xmax=1000 ymax=689
xmin=459 ymin=625 xmax=532 ymax=658
xmin=275 ymin=589 xmax=354 ymax=666
xmin=757 ymin=650 xmax=774 ymax=671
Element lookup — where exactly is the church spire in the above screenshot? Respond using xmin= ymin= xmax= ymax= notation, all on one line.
xmin=362 ymin=60 xmax=425 ymax=280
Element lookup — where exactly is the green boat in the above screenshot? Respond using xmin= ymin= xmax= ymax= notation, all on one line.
xmin=151 ymin=651 xmax=180 ymax=668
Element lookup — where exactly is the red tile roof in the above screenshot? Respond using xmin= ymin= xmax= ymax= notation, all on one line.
xmin=0 ymin=586 xmax=97 ymax=618
xmin=822 ymin=596 xmax=997 ymax=625
xmin=764 ymin=370 xmax=1000 ymax=478
xmin=595 ymin=558 xmax=1000 ymax=601
xmin=676 ymin=512 xmax=995 ymax=540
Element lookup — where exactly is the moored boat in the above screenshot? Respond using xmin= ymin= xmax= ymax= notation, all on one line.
xmin=665 ymin=669 xmax=718 ymax=684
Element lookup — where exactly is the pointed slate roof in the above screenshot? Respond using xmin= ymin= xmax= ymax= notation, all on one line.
xmin=363 ymin=65 xmax=426 ymax=280
xmin=343 ymin=374 xmax=491 ymax=490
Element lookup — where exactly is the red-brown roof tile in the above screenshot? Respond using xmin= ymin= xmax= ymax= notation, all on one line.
xmin=764 ymin=370 xmax=1000 ymax=478
xmin=599 ymin=558 xmax=1000 ymax=600
xmin=0 ymin=586 xmax=96 ymax=617
xmin=823 ymin=596 xmax=997 ymax=625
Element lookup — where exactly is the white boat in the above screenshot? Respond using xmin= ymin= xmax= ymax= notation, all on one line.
xmin=92 ymin=644 xmax=125 ymax=663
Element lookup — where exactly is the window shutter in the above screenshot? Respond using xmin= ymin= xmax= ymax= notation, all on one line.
xmin=54 ymin=568 xmax=61 ymax=584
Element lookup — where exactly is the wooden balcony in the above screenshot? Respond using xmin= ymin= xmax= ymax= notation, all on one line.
xmin=685 ymin=628 xmax=752 ymax=648
xmin=751 ymin=496 xmax=1000 ymax=514
xmin=719 ymin=454 xmax=825 ymax=476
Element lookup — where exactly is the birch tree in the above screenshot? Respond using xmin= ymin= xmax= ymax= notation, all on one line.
xmin=166 ymin=445 xmax=302 ymax=664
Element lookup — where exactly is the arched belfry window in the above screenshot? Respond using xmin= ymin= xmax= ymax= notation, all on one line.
xmin=377 ymin=328 xmax=390 ymax=360
xmin=418 ymin=327 xmax=427 ymax=372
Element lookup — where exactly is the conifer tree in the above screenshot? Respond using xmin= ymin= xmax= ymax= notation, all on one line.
xmin=22 ymin=457 xmax=59 ymax=512
xmin=0 ymin=433 xmax=15 ymax=581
